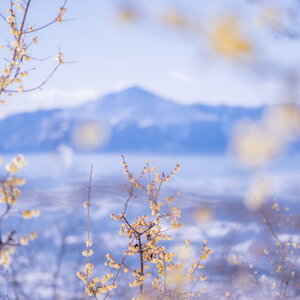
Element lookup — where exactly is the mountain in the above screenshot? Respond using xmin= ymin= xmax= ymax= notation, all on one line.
xmin=0 ymin=86 xmax=265 ymax=153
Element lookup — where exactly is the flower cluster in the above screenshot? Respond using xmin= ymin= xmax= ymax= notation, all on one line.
xmin=78 ymin=157 xmax=212 ymax=299
xmin=77 ymin=166 xmax=117 ymax=297
xmin=0 ymin=155 xmax=39 ymax=268
xmin=0 ymin=0 xmax=67 ymax=104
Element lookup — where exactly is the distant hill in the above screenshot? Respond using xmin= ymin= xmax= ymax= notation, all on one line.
xmin=0 ymin=86 xmax=266 ymax=153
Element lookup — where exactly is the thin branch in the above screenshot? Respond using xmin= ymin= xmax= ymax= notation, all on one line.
xmin=103 ymin=254 xmax=128 ymax=300
xmin=138 ymin=234 xmax=144 ymax=295
xmin=5 ymin=63 xmax=61 ymax=93
xmin=122 ymin=216 xmax=139 ymax=235
xmin=0 ymin=13 xmax=6 ymax=22
xmin=123 ymin=186 xmax=133 ymax=215
xmin=262 ymin=209 xmax=282 ymax=246
xmin=83 ymin=164 xmax=93 ymax=300
xmin=5 ymin=270 xmax=9 ymax=300
xmin=87 ymin=164 xmax=93 ymax=244
xmin=23 ymin=0 xmax=68 ymax=34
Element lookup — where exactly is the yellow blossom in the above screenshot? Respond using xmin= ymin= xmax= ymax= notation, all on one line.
xmin=86 ymin=239 xmax=93 ymax=247
xmin=20 ymin=236 xmax=29 ymax=246
xmin=82 ymin=249 xmax=93 ymax=257
xmin=209 ymin=14 xmax=252 ymax=58
xmin=29 ymin=232 xmax=37 ymax=240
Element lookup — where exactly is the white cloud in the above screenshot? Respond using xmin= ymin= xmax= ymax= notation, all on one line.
xmin=0 ymin=87 xmax=100 ymax=119
xmin=169 ymin=71 xmax=193 ymax=82
xmin=113 ymin=80 xmax=137 ymax=91
xmin=32 ymin=88 xmax=98 ymax=102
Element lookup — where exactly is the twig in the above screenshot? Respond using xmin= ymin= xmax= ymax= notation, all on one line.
xmin=85 ymin=164 xmax=93 ymax=300
xmin=6 ymin=270 xmax=9 ymax=300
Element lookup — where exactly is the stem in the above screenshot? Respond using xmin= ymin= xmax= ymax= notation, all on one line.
xmin=103 ymin=254 xmax=128 ymax=300
xmin=138 ymin=234 xmax=144 ymax=295
xmin=163 ymin=255 xmax=167 ymax=294
xmin=84 ymin=164 xmax=93 ymax=300
xmin=6 ymin=270 xmax=9 ymax=300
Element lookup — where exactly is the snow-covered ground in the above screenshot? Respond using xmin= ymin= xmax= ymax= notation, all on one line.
xmin=1 ymin=153 xmax=299 ymax=299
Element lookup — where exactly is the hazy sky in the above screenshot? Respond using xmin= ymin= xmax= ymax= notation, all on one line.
xmin=1 ymin=0 xmax=300 ymax=117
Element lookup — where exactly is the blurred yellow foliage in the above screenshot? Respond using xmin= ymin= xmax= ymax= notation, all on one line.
xmin=209 ymin=15 xmax=252 ymax=58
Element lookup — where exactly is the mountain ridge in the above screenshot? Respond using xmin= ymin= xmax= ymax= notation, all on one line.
xmin=0 ymin=86 xmax=267 ymax=153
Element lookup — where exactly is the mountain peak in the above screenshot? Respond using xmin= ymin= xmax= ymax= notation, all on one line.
xmin=121 ymin=85 xmax=145 ymax=93
xmin=0 ymin=85 xmax=272 ymax=154
xmin=117 ymin=86 xmax=157 ymax=99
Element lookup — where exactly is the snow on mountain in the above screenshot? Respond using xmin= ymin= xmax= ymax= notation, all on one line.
xmin=0 ymin=86 xmax=265 ymax=153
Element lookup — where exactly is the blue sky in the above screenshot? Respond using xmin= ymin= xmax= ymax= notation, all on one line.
xmin=1 ymin=0 xmax=300 ymax=117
